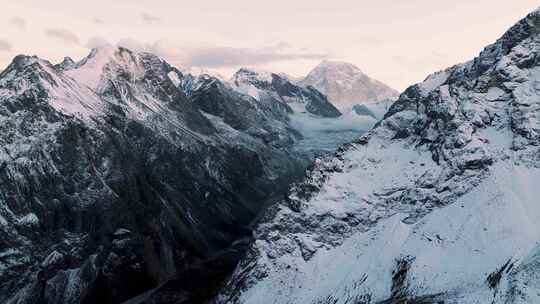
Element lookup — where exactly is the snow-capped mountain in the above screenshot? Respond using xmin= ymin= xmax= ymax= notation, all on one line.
xmin=218 ymin=7 xmax=540 ymax=304
xmin=301 ymin=60 xmax=399 ymax=111
xmin=178 ymin=66 xmax=228 ymax=82
xmin=0 ymin=46 xmax=318 ymax=304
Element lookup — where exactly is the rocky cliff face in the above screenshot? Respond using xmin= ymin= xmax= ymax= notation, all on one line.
xmin=301 ymin=60 xmax=398 ymax=111
xmin=0 ymin=47 xmax=312 ymax=303
xmin=218 ymin=8 xmax=540 ymax=304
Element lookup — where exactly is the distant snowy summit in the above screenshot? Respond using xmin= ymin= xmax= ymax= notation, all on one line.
xmin=175 ymin=59 xmax=397 ymax=121
xmin=300 ymin=60 xmax=399 ymax=111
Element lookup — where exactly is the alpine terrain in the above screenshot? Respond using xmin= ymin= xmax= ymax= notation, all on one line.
xmin=0 ymin=45 xmax=358 ymax=303
xmin=218 ymin=8 xmax=540 ymax=304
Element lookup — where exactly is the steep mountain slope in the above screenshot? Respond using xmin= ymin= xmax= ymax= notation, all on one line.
xmin=301 ymin=60 xmax=398 ymax=110
xmin=218 ymin=8 xmax=540 ymax=304
xmin=231 ymin=68 xmax=341 ymax=118
xmin=0 ymin=46 xmax=310 ymax=303
xmin=178 ymin=72 xmax=296 ymax=148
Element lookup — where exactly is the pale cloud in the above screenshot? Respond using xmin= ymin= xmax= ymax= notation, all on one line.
xmin=85 ymin=36 xmax=112 ymax=48
xmin=0 ymin=40 xmax=13 ymax=52
xmin=3 ymin=0 xmax=536 ymax=90
xmin=45 ymin=29 xmax=80 ymax=45
xmin=85 ymin=37 xmax=328 ymax=70
xmin=9 ymin=17 xmax=26 ymax=29
xmin=148 ymin=41 xmax=329 ymax=68
xmin=358 ymin=36 xmax=384 ymax=47
xmin=181 ymin=46 xmax=328 ymax=68
xmin=141 ymin=13 xmax=160 ymax=24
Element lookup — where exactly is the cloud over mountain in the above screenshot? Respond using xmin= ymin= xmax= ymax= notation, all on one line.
xmin=45 ymin=28 xmax=80 ymax=45
xmin=0 ymin=40 xmax=13 ymax=52
xmin=113 ymin=39 xmax=328 ymax=68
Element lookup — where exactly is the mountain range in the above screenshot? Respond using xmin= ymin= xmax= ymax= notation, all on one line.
xmin=0 ymin=39 xmax=392 ymax=303
xmin=0 ymin=45 xmax=335 ymax=303
xmin=2 ymin=6 xmax=540 ymax=304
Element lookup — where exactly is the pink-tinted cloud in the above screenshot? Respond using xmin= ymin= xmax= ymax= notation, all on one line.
xmin=0 ymin=40 xmax=13 ymax=52
xmin=118 ymin=39 xmax=328 ymax=68
xmin=45 ymin=28 xmax=80 ymax=45
xmin=141 ymin=13 xmax=160 ymax=24
xmin=9 ymin=17 xmax=26 ymax=29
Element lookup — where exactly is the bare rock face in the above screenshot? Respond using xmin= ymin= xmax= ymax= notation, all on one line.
xmin=0 ymin=46 xmax=311 ymax=304
xmin=301 ymin=60 xmax=399 ymax=110
xmin=218 ymin=8 xmax=540 ymax=304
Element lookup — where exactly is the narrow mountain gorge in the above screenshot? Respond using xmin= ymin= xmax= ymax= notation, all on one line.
xmin=218 ymin=8 xmax=540 ymax=304
xmin=0 ymin=46 xmax=362 ymax=303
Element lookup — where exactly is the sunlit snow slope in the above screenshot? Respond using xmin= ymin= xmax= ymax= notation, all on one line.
xmin=218 ymin=7 xmax=540 ymax=304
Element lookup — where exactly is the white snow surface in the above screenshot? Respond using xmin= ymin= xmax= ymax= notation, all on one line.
xmin=64 ymin=46 xmax=118 ymax=90
xmin=179 ymin=66 xmax=228 ymax=82
xmin=236 ymin=162 xmax=540 ymax=304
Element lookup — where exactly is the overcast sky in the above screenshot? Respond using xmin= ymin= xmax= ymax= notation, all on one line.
xmin=1 ymin=0 xmax=538 ymax=90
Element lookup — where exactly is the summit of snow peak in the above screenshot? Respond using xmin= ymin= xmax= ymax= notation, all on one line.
xmin=300 ymin=60 xmax=398 ymax=111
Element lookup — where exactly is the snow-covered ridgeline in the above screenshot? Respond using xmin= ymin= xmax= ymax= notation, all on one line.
xmin=218 ymin=7 xmax=540 ymax=304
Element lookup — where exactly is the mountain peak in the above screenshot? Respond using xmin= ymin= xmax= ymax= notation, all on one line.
xmin=301 ymin=60 xmax=398 ymax=110
xmin=231 ymin=67 xmax=275 ymax=87
xmin=232 ymin=67 xmax=274 ymax=84
xmin=180 ymin=66 xmax=227 ymax=81
xmin=64 ymin=46 xmax=154 ymax=90
xmin=314 ymin=60 xmax=365 ymax=76
xmin=2 ymin=54 xmax=52 ymax=73
xmin=61 ymin=47 xmax=121 ymax=89
xmin=0 ymin=54 xmax=59 ymax=86
xmin=499 ymin=6 xmax=540 ymax=50
xmin=55 ymin=56 xmax=76 ymax=71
